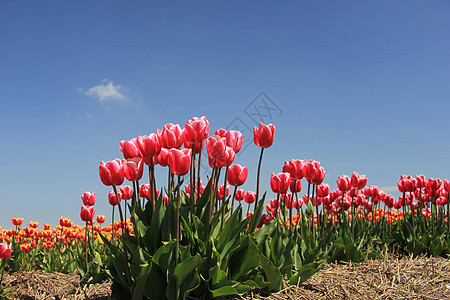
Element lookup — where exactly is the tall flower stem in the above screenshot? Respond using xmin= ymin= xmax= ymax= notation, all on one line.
xmin=112 ymin=185 xmax=132 ymax=286
xmin=111 ymin=206 xmax=115 ymax=244
xmin=351 ymin=189 xmax=357 ymax=240
xmin=274 ymin=193 xmax=281 ymax=218
xmin=176 ymin=175 xmax=181 ymax=263
xmin=197 ymin=149 xmax=203 ymax=201
xmin=255 ymin=147 xmax=265 ymax=212
xmin=85 ymin=221 xmax=88 ymax=269
xmin=221 ymin=167 xmax=229 ymax=230
xmin=230 ymin=186 xmax=238 ymax=215
xmin=447 ymin=192 xmax=450 ymax=232
xmin=207 ymin=163 xmax=217 ymax=236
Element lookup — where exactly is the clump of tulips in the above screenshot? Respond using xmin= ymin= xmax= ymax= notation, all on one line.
xmin=1 ymin=116 xmax=449 ymax=300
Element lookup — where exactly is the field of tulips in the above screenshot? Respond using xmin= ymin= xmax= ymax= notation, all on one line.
xmin=1 ymin=116 xmax=450 ymax=299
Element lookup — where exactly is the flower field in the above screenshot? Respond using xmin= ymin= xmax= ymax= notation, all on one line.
xmin=1 ymin=116 xmax=450 ymax=299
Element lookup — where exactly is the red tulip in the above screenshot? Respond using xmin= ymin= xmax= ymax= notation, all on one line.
xmin=59 ymin=217 xmax=73 ymax=228
xmin=168 ymin=148 xmax=191 ymax=176
xmin=108 ymin=190 xmax=122 ymax=206
xmin=120 ymin=138 xmax=141 ymax=159
xmin=227 ymin=164 xmax=248 ymax=187
xmin=81 ymin=191 xmax=96 ymax=207
xmin=282 ymin=159 xmax=305 ymax=180
xmin=225 ymin=130 xmax=243 ymax=153
xmin=415 ymin=175 xmax=427 ymax=189
xmin=444 ymin=179 xmax=450 ymax=192
xmin=316 ymin=184 xmax=330 ymax=197
xmin=120 ymin=186 xmax=133 ymax=200
xmin=159 ymin=123 xmax=184 ymax=149
xmin=99 ymin=159 xmax=125 ymax=186
xmin=311 ymin=167 xmax=326 ymax=185
xmin=206 ymin=135 xmax=227 ymax=160
xmin=96 ymin=215 xmax=106 ymax=224
xmin=258 ymin=214 xmax=274 ymax=228
xmin=80 ymin=206 xmax=95 ymax=222
xmin=270 ymin=172 xmax=291 ymax=194
xmin=351 ymin=172 xmax=368 ymax=190
xmin=183 ymin=116 xmax=210 ymax=144
xmin=218 ymin=185 xmax=230 ymax=200
xmin=217 ymin=146 xmax=235 ymax=167
xmin=0 ymin=243 xmax=12 ymax=259
xmin=427 ymin=178 xmax=442 ymax=191
xmin=245 ymin=191 xmax=257 ymax=204
xmin=235 ymin=189 xmax=246 ymax=201
xmin=337 ymin=175 xmax=351 ymax=192
xmin=123 ymin=157 xmax=144 ymax=181
xmin=253 ymin=122 xmax=275 ymax=148
xmin=12 ymin=218 xmax=24 ymax=226
xmin=290 ymin=179 xmax=302 ymax=193
xmin=137 ymin=133 xmax=161 ymax=159
xmin=154 ymin=148 xmax=170 ymax=167
xmin=29 ymin=221 xmax=39 ymax=229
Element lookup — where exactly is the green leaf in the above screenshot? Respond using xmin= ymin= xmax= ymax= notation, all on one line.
xmin=228 ymin=235 xmax=260 ymax=281
xmin=247 ymin=192 xmax=267 ymax=233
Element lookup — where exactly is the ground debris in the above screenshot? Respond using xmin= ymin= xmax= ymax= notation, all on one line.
xmin=3 ymin=253 xmax=450 ymax=299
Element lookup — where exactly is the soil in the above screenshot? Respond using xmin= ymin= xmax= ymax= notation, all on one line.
xmin=2 ymin=253 xmax=450 ymax=299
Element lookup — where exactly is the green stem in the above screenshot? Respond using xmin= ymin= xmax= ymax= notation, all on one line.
xmin=230 ymin=186 xmax=238 ymax=215
xmin=255 ymin=147 xmax=265 ymax=212
xmin=112 ymin=185 xmax=132 ymax=286
xmin=221 ymin=167 xmax=229 ymax=230
xmin=176 ymin=175 xmax=181 ymax=263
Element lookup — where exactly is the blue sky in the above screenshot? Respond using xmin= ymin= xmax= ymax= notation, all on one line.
xmin=1 ymin=0 xmax=449 ymax=229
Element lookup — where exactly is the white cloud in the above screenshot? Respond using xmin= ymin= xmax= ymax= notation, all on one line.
xmin=380 ymin=186 xmax=397 ymax=193
xmin=80 ymin=80 xmax=126 ymax=102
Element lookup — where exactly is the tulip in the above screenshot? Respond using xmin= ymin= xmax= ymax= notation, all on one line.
xmin=183 ymin=139 xmax=204 ymax=154
xmin=245 ymin=191 xmax=257 ymax=204
xmin=59 ymin=217 xmax=73 ymax=228
xmin=29 ymin=221 xmax=39 ymax=229
xmin=253 ymin=122 xmax=275 ymax=148
xmin=96 ymin=215 xmax=106 ymax=224
xmin=290 ymin=179 xmax=302 ymax=193
xmin=99 ymin=159 xmax=125 ymax=186
xmin=235 ymin=189 xmax=246 ymax=201
xmin=302 ymin=161 xmax=318 ymax=180
xmin=350 ymin=172 xmax=368 ymax=190
xmin=168 ymin=148 xmax=191 ymax=176
xmin=225 ymin=130 xmax=243 ymax=153
xmin=270 ymin=172 xmax=291 ymax=194
xmin=316 ymin=184 xmax=330 ymax=197
xmin=120 ymin=138 xmax=141 ymax=159
xmin=123 ymin=157 xmax=144 ymax=181
xmin=81 ymin=191 xmax=96 ymax=207
xmin=108 ymin=190 xmax=122 ymax=206
xmin=283 ymin=159 xmax=305 ymax=180
xmin=155 ymin=148 xmax=170 ymax=167
xmin=311 ymin=167 xmax=326 ymax=185
xmin=217 ymin=185 xmax=230 ymax=200
xmin=120 ymin=185 xmax=133 ymax=200
xmin=159 ymin=123 xmax=184 ymax=149
xmin=227 ymin=164 xmax=248 ymax=187
xmin=80 ymin=206 xmax=95 ymax=222
xmin=136 ymin=133 xmax=161 ymax=159
xmin=183 ymin=116 xmax=210 ymax=144
xmin=0 ymin=243 xmax=12 ymax=259
xmin=206 ymin=135 xmax=227 ymax=160
xmin=12 ymin=218 xmax=23 ymax=227
xmin=337 ymin=175 xmax=351 ymax=192
xmin=258 ymin=214 xmax=274 ymax=228
xmin=216 ymin=146 xmax=235 ymax=167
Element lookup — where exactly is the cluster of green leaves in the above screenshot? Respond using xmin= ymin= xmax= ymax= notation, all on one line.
xmin=94 ymin=180 xmax=325 ymax=299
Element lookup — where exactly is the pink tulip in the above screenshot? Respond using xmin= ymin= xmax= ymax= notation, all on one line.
xmin=168 ymin=148 xmax=191 ymax=176
xmin=159 ymin=123 xmax=184 ymax=149
xmin=253 ymin=123 xmax=275 ymax=148
xmin=270 ymin=172 xmax=291 ymax=194
xmin=120 ymin=139 xmax=141 ymax=159
xmin=80 ymin=206 xmax=95 ymax=222
xmin=206 ymin=135 xmax=227 ymax=160
xmin=337 ymin=175 xmax=351 ymax=192
xmin=227 ymin=164 xmax=248 ymax=187
xmin=108 ymin=190 xmax=121 ymax=206
xmin=0 ymin=243 xmax=12 ymax=259
xmin=81 ymin=192 xmax=96 ymax=207
xmin=123 ymin=157 xmax=144 ymax=181
xmin=137 ymin=133 xmax=161 ymax=158
xmin=99 ymin=159 xmax=125 ymax=186
xmin=183 ymin=116 xmax=210 ymax=144
xmin=120 ymin=186 xmax=133 ymax=200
